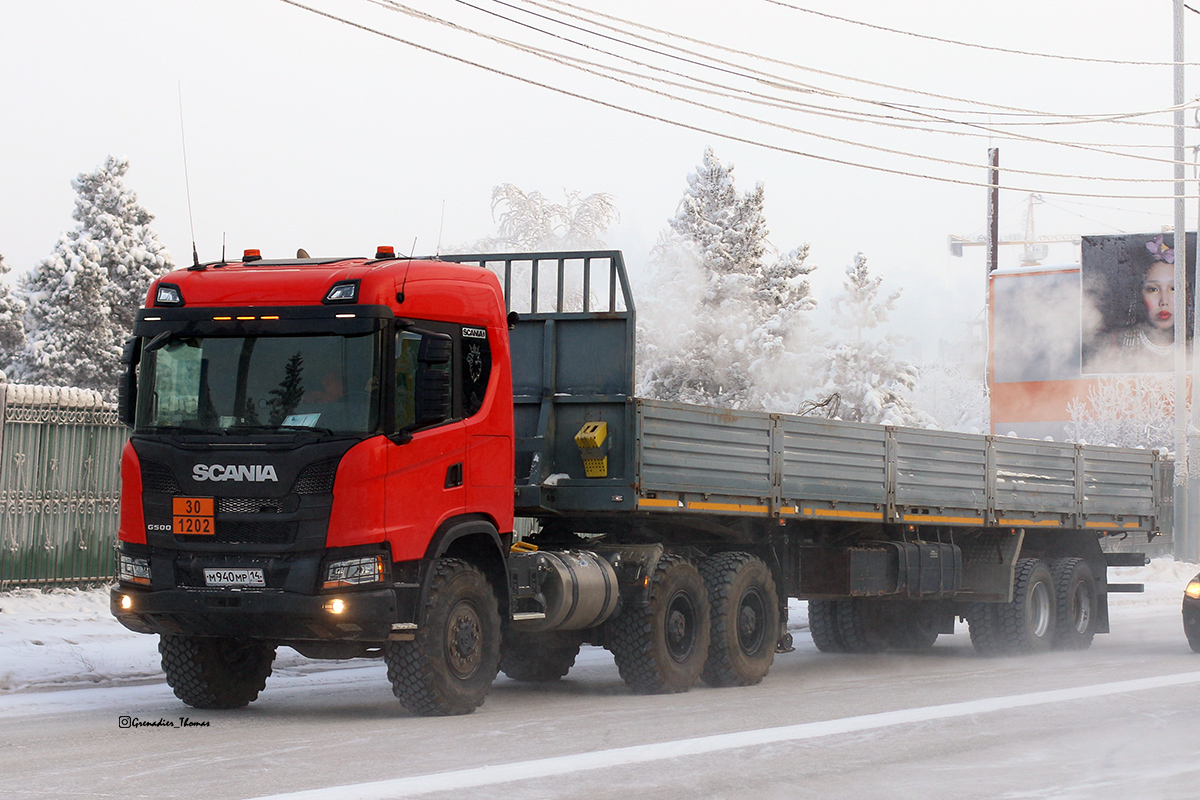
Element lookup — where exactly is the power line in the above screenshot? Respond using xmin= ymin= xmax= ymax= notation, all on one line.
xmin=276 ymin=0 xmax=1200 ymax=200
xmin=532 ymin=0 xmax=1200 ymax=125
xmin=761 ymin=0 xmax=1200 ymax=67
xmin=377 ymin=0 xmax=1198 ymax=171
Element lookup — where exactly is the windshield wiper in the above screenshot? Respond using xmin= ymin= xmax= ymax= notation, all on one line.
xmin=226 ymin=424 xmax=340 ymax=437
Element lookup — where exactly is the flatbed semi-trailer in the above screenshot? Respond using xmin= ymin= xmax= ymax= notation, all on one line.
xmin=111 ymin=249 xmax=1159 ymax=715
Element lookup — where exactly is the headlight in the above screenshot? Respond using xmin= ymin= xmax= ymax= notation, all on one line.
xmin=323 ymin=555 xmax=384 ymax=589
xmin=117 ymin=553 xmax=151 ymax=586
xmin=1186 ymin=580 xmax=1200 ymax=600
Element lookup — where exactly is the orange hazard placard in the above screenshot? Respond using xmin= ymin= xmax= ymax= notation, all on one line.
xmin=173 ymin=497 xmax=214 ymax=535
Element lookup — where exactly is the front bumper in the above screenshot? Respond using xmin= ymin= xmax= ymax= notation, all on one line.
xmin=110 ymin=584 xmax=399 ymax=642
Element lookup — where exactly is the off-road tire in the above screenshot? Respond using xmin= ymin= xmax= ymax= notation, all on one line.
xmin=385 ymin=558 xmax=501 ymax=716
xmin=886 ymin=605 xmax=941 ymax=650
xmin=837 ymin=598 xmax=890 ymax=653
xmin=499 ymin=630 xmax=584 ymax=682
xmin=807 ymin=599 xmax=847 ymax=653
xmin=1050 ymin=557 xmax=1097 ymax=651
xmin=158 ymin=635 xmax=275 ymax=709
xmin=969 ymin=558 xmax=1056 ymax=656
xmin=607 ymin=554 xmax=710 ymax=694
xmin=699 ymin=552 xmax=778 ymax=687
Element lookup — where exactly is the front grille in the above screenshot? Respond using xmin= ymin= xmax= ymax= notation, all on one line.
xmin=218 ymin=497 xmax=283 ymax=514
xmin=177 ymin=521 xmax=297 ymax=545
xmin=141 ymin=460 xmax=181 ymax=494
xmin=293 ymin=459 xmax=338 ymax=494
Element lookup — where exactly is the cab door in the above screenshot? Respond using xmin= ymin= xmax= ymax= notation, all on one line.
xmin=385 ymin=328 xmax=466 ymax=562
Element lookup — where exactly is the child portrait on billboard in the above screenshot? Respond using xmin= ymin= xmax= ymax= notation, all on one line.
xmin=1081 ymin=233 xmax=1194 ymax=374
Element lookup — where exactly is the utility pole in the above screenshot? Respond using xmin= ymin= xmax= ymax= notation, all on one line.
xmin=1173 ymin=0 xmax=1196 ymax=562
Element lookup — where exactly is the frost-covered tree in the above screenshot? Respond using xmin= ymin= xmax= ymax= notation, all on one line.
xmin=1065 ymin=375 xmax=1175 ymax=450
xmin=912 ymin=361 xmax=989 ymax=434
xmin=0 ymin=253 xmax=26 ymax=374
xmin=638 ymin=148 xmax=817 ymax=410
xmin=812 ymin=252 xmax=932 ymax=427
xmin=469 ymin=184 xmax=617 ymax=252
xmin=17 ymin=156 xmax=173 ymax=396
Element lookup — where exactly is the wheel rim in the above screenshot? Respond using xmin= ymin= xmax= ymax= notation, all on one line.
xmin=736 ymin=587 xmax=767 ymax=657
xmin=445 ymin=600 xmax=483 ymax=679
xmin=1071 ymin=583 xmax=1092 ymax=634
xmin=1030 ymin=581 xmax=1051 ymax=639
xmin=665 ymin=590 xmax=698 ymax=663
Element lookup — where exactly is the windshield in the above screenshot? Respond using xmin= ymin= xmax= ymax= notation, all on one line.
xmin=136 ymin=332 xmax=382 ymax=435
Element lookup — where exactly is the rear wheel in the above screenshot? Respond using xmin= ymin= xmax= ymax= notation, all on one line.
xmin=385 ymin=558 xmax=501 ymax=716
xmin=969 ymin=558 xmax=1056 ymax=656
xmin=837 ymin=598 xmax=889 ymax=653
xmin=699 ymin=552 xmax=779 ymax=687
xmin=158 ymin=635 xmax=275 ymax=709
xmin=886 ymin=604 xmax=941 ymax=650
xmin=499 ymin=630 xmax=583 ymax=682
xmin=607 ymin=554 xmax=710 ymax=694
xmin=807 ymin=600 xmax=846 ymax=653
xmin=1050 ymin=558 xmax=1097 ymax=651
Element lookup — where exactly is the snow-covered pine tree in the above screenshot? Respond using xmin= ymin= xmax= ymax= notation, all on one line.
xmin=18 ymin=233 xmax=121 ymax=393
xmin=0 ymin=253 xmax=26 ymax=374
xmin=638 ymin=148 xmax=817 ymax=410
xmin=17 ymin=156 xmax=173 ymax=396
xmin=814 ymin=252 xmax=932 ymax=427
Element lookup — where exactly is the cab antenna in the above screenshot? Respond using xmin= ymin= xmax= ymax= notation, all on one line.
xmin=178 ymin=83 xmax=201 ymax=269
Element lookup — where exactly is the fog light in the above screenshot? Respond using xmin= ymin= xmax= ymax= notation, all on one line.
xmin=120 ymin=595 xmax=133 ymax=610
xmin=1186 ymin=581 xmax=1200 ymax=600
xmin=324 ymin=598 xmax=346 ymax=614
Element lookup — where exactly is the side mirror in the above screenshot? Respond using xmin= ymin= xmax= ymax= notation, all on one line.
xmin=117 ymin=336 xmax=140 ymax=428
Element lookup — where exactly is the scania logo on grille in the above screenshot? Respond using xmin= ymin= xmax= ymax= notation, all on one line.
xmin=193 ymin=464 xmax=279 ymax=482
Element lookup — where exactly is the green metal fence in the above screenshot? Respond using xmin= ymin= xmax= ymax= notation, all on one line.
xmin=0 ymin=381 xmax=126 ymax=588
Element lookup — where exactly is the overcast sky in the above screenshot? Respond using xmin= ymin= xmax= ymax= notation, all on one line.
xmin=2 ymin=0 xmax=1197 ymax=356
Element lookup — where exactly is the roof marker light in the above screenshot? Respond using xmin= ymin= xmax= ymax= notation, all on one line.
xmin=375 ymin=245 xmax=395 ymax=259
xmin=335 ymin=313 xmax=356 ymax=319
xmin=237 ymin=316 xmax=255 ymax=321
xmin=323 ymin=280 xmax=360 ymax=304
xmin=154 ymin=284 xmax=184 ymax=307
xmin=243 ymin=249 xmax=262 ymax=262
xmin=261 ymin=315 xmax=280 ymax=320
xmin=213 ymin=316 xmax=232 ymax=321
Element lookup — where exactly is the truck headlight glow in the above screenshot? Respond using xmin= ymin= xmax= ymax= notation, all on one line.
xmin=1186 ymin=580 xmax=1200 ymax=600
xmin=117 ymin=554 xmax=151 ymax=586
xmin=323 ymin=555 xmax=384 ymax=589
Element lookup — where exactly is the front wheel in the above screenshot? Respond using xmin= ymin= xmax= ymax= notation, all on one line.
xmin=385 ymin=558 xmax=501 ymax=716
xmin=699 ymin=552 xmax=778 ymax=687
xmin=158 ymin=635 xmax=275 ymax=709
xmin=607 ymin=554 xmax=710 ymax=694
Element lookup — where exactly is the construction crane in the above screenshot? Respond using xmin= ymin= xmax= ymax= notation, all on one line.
xmin=948 ymin=194 xmax=1081 ymax=266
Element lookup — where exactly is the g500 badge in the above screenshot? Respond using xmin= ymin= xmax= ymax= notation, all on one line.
xmin=173 ymin=497 xmax=214 ymax=535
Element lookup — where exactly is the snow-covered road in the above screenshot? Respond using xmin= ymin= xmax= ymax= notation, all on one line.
xmin=2 ymin=559 xmax=1198 ymax=800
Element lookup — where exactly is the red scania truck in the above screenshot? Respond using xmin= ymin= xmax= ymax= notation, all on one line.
xmin=111 ymin=249 xmax=1160 ymax=716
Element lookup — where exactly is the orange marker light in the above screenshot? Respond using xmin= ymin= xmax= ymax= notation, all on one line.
xmin=375 ymin=245 xmax=395 ymax=259
xmin=243 ymin=249 xmax=262 ymax=262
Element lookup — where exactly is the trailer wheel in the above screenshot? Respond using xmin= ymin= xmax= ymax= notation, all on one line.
xmin=607 ymin=554 xmax=710 ymax=694
xmin=1050 ymin=558 xmax=1097 ymax=651
xmin=499 ymin=630 xmax=584 ymax=682
xmin=699 ymin=552 xmax=778 ymax=687
xmin=807 ymin=600 xmax=846 ymax=652
xmin=385 ymin=558 xmax=500 ymax=716
xmin=969 ymin=558 xmax=1056 ymax=656
xmin=158 ymin=635 xmax=275 ymax=709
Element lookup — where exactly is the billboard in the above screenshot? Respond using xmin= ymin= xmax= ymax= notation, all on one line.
xmin=989 ymin=232 xmax=1193 ymax=441
xmin=1080 ymin=232 xmax=1195 ymax=375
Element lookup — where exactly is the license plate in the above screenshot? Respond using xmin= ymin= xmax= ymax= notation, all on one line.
xmin=204 ymin=568 xmax=265 ymax=587
xmin=173 ymin=497 xmax=214 ymax=535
